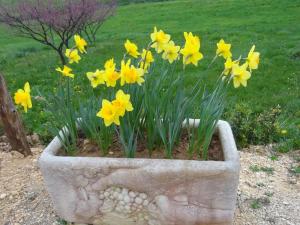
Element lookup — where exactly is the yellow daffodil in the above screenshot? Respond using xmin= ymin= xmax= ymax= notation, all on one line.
xmin=56 ymin=65 xmax=75 ymax=78
xmin=65 ymin=49 xmax=81 ymax=64
xmin=120 ymin=59 xmax=145 ymax=86
xmin=247 ymin=45 xmax=260 ymax=70
xmin=140 ymin=49 xmax=154 ymax=71
xmin=104 ymin=68 xmax=120 ymax=87
xmin=86 ymin=69 xmax=105 ymax=88
xmin=74 ymin=35 xmax=87 ymax=53
xmin=97 ymin=99 xmax=120 ymax=127
xmin=224 ymin=57 xmax=239 ymax=75
xmin=104 ymin=58 xmax=116 ymax=70
xmin=124 ymin=40 xmax=140 ymax=58
xmin=112 ymin=90 xmax=133 ymax=117
xmin=162 ymin=41 xmax=180 ymax=64
xmin=14 ymin=82 xmax=32 ymax=113
xmin=180 ymin=32 xmax=203 ymax=66
xmin=151 ymin=26 xmax=171 ymax=53
xmin=232 ymin=63 xmax=251 ymax=88
xmin=216 ymin=39 xmax=232 ymax=59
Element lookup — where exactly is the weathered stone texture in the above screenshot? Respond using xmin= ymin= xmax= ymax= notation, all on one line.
xmin=39 ymin=120 xmax=240 ymax=225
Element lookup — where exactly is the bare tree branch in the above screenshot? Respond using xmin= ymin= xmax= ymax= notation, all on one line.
xmin=0 ymin=0 xmax=117 ymax=64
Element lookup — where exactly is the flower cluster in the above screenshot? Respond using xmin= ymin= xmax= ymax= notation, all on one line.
xmin=56 ymin=35 xmax=87 ymax=78
xmin=97 ymin=90 xmax=133 ymax=126
xmin=216 ymin=39 xmax=260 ymax=88
xmin=150 ymin=27 xmax=204 ymax=66
xmin=13 ymin=28 xmax=260 ymax=135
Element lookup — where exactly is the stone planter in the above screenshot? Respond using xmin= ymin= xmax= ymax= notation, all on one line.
xmin=39 ymin=120 xmax=240 ymax=225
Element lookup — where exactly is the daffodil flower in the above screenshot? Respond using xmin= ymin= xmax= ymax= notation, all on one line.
xmin=104 ymin=68 xmax=120 ymax=87
xmin=247 ymin=45 xmax=260 ymax=70
xmin=14 ymin=82 xmax=32 ymax=113
xmin=216 ymin=39 xmax=232 ymax=59
xmin=232 ymin=63 xmax=251 ymax=88
xmin=104 ymin=58 xmax=116 ymax=70
xmin=112 ymin=90 xmax=133 ymax=117
xmin=140 ymin=49 xmax=154 ymax=71
xmin=86 ymin=69 xmax=105 ymax=88
xmin=74 ymin=35 xmax=87 ymax=53
xmin=97 ymin=99 xmax=120 ymax=127
xmin=56 ymin=65 xmax=75 ymax=78
xmin=124 ymin=40 xmax=140 ymax=58
xmin=224 ymin=57 xmax=239 ymax=75
xmin=120 ymin=59 xmax=145 ymax=86
xmin=151 ymin=27 xmax=171 ymax=53
xmin=162 ymin=41 xmax=180 ymax=64
xmin=65 ymin=49 xmax=81 ymax=64
xmin=180 ymin=32 xmax=203 ymax=66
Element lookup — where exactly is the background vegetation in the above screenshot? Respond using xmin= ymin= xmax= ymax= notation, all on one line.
xmin=0 ymin=0 xmax=299 ymax=151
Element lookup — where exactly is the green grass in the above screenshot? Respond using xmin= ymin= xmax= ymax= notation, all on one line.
xmin=250 ymin=165 xmax=275 ymax=175
xmin=0 ymin=0 xmax=299 ymax=142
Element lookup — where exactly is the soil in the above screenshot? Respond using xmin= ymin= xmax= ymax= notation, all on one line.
xmin=0 ymin=135 xmax=299 ymax=225
xmin=60 ymin=133 xmax=224 ymax=161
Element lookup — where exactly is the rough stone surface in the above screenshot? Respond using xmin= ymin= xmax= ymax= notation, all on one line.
xmin=39 ymin=120 xmax=240 ymax=225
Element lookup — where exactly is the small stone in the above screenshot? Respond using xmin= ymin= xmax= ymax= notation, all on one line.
xmin=143 ymin=200 xmax=149 ymax=206
xmin=113 ymin=192 xmax=119 ymax=199
xmin=119 ymin=200 xmax=125 ymax=206
xmin=135 ymin=197 xmax=143 ymax=205
xmin=121 ymin=188 xmax=129 ymax=196
xmin=31 ymin=133 xmax=40 ymax=144
xmin=124 ymin=195 xmax=131 ymax=203
xmin=104 ymin=191 xmax=110 ymax=197
xmin=129 ymin=191 xmax=136 ymax=198
xmin=118 ymin=193 xmax=123 ymax=200
xmin=27 ymin=192 xmax=37 ymax=201
xmin=0 ymin=193 xmax=7 ymax=200
xmin=11 ymin=151 xmax=24 ymax=159
xmin=99 ymin=194 xmax=104 ymax=200
xmin=148 ymin=203 xmax=157 ymax=211
xmin=140 ymin=193 xmax=147 ymax=199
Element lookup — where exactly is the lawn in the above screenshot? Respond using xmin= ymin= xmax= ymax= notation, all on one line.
xmin=0 ymin=0 xmax=299 ymax=143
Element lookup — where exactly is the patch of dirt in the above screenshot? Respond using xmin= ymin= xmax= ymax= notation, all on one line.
xmin=0 ymin=138 xmax=59 ymax=225
xmin=62 ymin=133 xmax=224 ymax=161
xmin=234 ymin=145 xmax=300 ymax=225
xmin=0 ymin=136 xmax=299 ymax=225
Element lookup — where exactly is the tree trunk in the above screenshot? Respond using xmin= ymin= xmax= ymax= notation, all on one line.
xmin=0 ymin=74 xmax=32 ymax=156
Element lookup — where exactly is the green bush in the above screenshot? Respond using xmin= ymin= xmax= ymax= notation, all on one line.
xmin=224 ymin=103 xmax=282 ymax=148
xmin=224 ymin=103 xmax=300 ymax=152
xmin=275 ymin=124 xmax=300 ymax=153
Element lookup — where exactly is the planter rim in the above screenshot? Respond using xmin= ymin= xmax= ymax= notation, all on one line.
xmin=40 ymin=119 xmax=239 ymax=169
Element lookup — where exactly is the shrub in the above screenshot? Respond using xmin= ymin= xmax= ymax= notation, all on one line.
xmin=225 ymin=103 xmax=300 ymax=151
xmin=224 ymin=103 xmax=282 ymax=148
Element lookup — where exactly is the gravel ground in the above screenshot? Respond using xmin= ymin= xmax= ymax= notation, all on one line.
xmin=0 ymin=136 xmax=299 ymax=225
